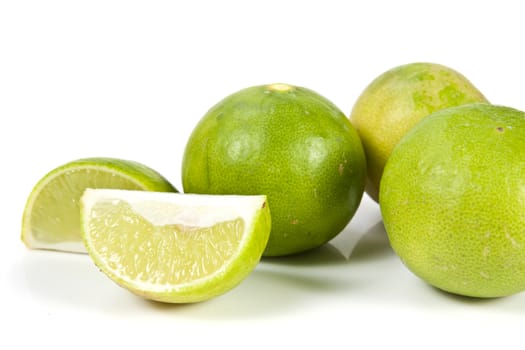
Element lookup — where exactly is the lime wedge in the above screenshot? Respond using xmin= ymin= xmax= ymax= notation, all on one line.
xmin=80 ymin=189 xmax=270 ymax=303
xmin=21 ymin=158 xmax=176 ymax=253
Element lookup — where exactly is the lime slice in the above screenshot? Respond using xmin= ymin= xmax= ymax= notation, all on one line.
xmin=21 ymin=158 xmax=177 ymax=253
xmin=80 ymin=189 xmax=271 ymax=303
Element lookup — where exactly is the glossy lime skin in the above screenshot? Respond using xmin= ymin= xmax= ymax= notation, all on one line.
xmin=380 ymin=103 xmax=525 ymax=298
xmin=351 ymin=62 xmax=488 ymax=201
xmin=182 ymin=84 xmax=366 ymax=256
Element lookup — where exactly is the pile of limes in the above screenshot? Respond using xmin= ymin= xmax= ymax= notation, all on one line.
xmin=20 ymin=62 xmax=525 ymax=302
xmin=351 ymin=63 xmax=525 ymax=298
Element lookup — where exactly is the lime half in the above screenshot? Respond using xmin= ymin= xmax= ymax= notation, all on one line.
xmin=80 ymin=189 xmax=271 ymax=303
xmin=21 ymin=158 xmax=176 ymax=253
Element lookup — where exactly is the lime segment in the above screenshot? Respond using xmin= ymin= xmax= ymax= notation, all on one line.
xmin=21 ymin=158 xmax=176 ymax=252
xmin=81 ymin=189 xmax=270 ymax=303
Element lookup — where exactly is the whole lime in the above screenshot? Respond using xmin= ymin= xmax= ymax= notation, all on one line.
xmin=380 ymin=103 xmax=525 ymax=298
xmin=182 ymin=83 xmax=366 ymax=256
xmin=350 ymin=62 xmax=488 ymax=201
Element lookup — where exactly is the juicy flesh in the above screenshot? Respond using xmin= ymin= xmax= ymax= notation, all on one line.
xmin=88 ymin=200 xmax=245 ymax=285
xmin=29 ymin=168 xmax=143 ymax=244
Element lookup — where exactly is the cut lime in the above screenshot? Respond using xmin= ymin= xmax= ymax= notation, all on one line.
xmin=21 ymin=158 xmax=177 ymax=253
xmin=80 ymin=189 xmax=271 ymax=303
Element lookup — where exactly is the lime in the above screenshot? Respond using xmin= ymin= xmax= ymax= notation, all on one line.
xmin=380 ymin=103 xmax=525 ymax=298
xmin=182 ymin=83 xmax=366 ymax=256
xmin=80 ymin=189 xmax=270 ymax=303
xmin=21 ymin=157 xmax=176 ymax=253
xmin=350 ymin=62 xmax=488 ymax=201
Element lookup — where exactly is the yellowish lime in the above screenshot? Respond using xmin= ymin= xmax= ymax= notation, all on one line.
xmin=350 ymin=62 xmax=488 ymax=201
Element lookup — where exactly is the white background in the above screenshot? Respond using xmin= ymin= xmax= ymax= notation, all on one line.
xmin=2 ymin=0 xmax=525 ymax=348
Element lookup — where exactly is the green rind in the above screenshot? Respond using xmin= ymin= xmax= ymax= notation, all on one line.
xmin=380 ymin=103 xmax=525 ymax=298
xmin=68 ymin=158 xmax=177 ymax=191
xmin=182 ymin=83 xmax=366 ymax=256
xmin=80 ymin=193 xmax=271 ymax=303
xmin=21 ymin=157 xmax=177 ymax=251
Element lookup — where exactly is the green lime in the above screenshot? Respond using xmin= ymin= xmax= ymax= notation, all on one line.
xmin=182 ymin=83 xmax=366 ymax=256
xmin=380 ymin=103 xmax=525 ymax=298
xmin=21 ymin=157 xmax=176 ymax=252
xmin=350 ymin=62 xmax=488 ymax=201
xmin=81 ymin=189 xmax=270 ymax=303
